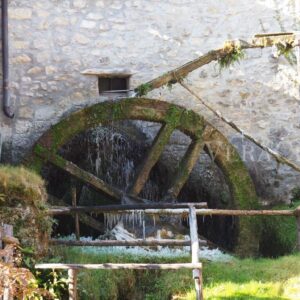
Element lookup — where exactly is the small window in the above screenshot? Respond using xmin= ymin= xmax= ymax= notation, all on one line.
xmin=81 ymin=69 xmax=133 ymax=96
xmin=98 ymin=77 xmax=129 ymax=93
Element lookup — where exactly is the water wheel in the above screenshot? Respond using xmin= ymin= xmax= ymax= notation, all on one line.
xmin=27 ymin=98 xmax=259 ymax=256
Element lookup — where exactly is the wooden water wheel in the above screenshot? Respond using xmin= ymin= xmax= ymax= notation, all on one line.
xmin=27 ymin=98 xmax=259 ymax=256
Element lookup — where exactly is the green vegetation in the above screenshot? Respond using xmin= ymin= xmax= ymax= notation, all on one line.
xmin=259 ymin=201 xmax=299 ymax=257
xmin=135 ymin=83 xmax=152 ymax=97
xmin=276 ymin=41 xmax=296 ymax=65
xmin=53 ymin=247 xmax=300 ymax=299
xmin=218 ymin=42 xmax=245 ymax=70
xmin=0 ymin=165 xmax=52 ymax=253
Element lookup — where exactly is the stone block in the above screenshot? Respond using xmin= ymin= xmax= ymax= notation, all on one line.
xmin=80 ymin=20 xmax=97 ymax=29
xmin=9 ymin=8 xmax=32 ymax=20
xmin=12 ymin=54 xmax=31 ymax=64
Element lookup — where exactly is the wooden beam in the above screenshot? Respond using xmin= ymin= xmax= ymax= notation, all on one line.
xmin=48 ymin=207 xmax=295 ymax=216
xmin=68 ymin=269 xmax=78 ymax=300
xmin=35 ymin=262 xmax=202 ymax=270
xmin=48 ymin=194 xmax=105 ymax=232
xmin=129 ymin=123 xmax=175 ymax=196
xmin=0 ymin=224 xmax=13 ymax=249
xmin=46 ymin=206 xmax=298 ymax=217
xmin=47 ymin=202 xmax=208 ymax=215
xmin=71 ymin=185 xmax=80 ymax=241
xmin=165 ymin=138 xmax=204 ymax=200
xmin=49 ymin=239 xmax=202 ymax=247
xmin=35 ymin=145 xmax=122 ymax=201
xmin=135 ymin=34 xmax=297 ymax=95
xmin=189 ymin=206 xmax=203 ymax=300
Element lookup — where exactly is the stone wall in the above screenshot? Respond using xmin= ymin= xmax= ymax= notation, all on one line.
xmin=0 ymin=0 xmax=300 ymax=202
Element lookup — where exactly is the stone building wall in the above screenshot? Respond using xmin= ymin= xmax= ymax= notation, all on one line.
xmin=0 ymin=0 xmax=300 ymax=202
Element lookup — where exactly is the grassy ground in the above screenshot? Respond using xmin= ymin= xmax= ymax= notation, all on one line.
xmin=52 ymin=247 xmax=300 ymax=299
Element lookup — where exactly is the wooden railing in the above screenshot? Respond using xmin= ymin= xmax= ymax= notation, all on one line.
xmin=2 ymin=203 xmax=300 ymax=300
xmin=46 ymin=203 xmax=300 ymax=251
xmin=36 ymin=203 xmax=300 ymax=300
xmin=38 ymin=203 xmax=206 ymax=300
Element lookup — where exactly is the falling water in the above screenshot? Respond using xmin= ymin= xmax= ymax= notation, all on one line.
xmin=87 ymin=126 xmax=137 ymax=190
xmin=85 ymin=124 xmax=163 ymax=231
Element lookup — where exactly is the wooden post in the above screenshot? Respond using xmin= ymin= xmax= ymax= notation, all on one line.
xmin=68 ymin=269 xmax=78 ymax=300
xmin=295 ymin=206 xmax=300 ymax=251
xmin=0 ymin=224 xmax=13 ymax=250
xmin=3 ymin=288 xmax=10 ymax=300
xmin=188 ymin=206 xmax=203 ymax=300
xmin=71 ymin=184 xmax=80 ymax=241
xmin=0 ymin=224 xmax=13 ymax=300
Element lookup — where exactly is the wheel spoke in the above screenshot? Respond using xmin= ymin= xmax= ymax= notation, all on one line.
xmin=35 ymin=145 xmax=122 ymax=201
xmin=164 ymin=138 xmax=204 ymax=200
xmin=129 ymin=123 xmax=175 ymax=196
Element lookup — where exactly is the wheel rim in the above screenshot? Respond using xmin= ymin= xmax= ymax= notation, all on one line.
xmin=26 ymin=98 xmax=259 ymax=256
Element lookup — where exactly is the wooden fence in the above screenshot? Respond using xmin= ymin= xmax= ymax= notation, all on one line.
xmin=36 ymin=203 xmax=300 ymax=300
xmin=2 ymin=203 xmax=300 ymax=300
xmin=37 ymin=204 xmax=205 ymax=300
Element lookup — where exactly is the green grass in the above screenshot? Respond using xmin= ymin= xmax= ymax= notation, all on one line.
xmin=52 ymin=247 xmax=300 ymax=299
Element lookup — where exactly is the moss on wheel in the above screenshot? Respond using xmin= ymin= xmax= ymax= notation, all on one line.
xmin=26 ymin=98 xmax=259 ymax=257
xmin=259 ymin=201 xmax=299 ymax=257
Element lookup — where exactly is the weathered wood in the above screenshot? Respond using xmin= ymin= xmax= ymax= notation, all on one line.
xmin=0 ymin=224 xmax=13 ymax=248
xmin=48 ymin=194 xmax=105 ymax=232
xmin=189 ymin=206 xmax=203 ymax=300
xmin=165 ymin=138 xmax=204 ymax=199
xmin=3 ymin=288 xmax=10 ymax=300
xmin=180 ymin=81 xmax=300 ymax=175
xmin=135 ymin=34 xmax=297 ymax=95
xmin=0 ymin=224 xmax=13 ymax=264
xmin=47 ymin=202 xmax=208 ymax=215
xmin=68 ymin=269 xmax=78 ymax=300
xmin=36 ymin=262 xmax=202 ymax=270
xmin=193 ymin=208 xmax=295 ymax=216
xmin=49 ymin=238 xmax=201 ymax=247
xmin=189 ymin=207 xmax=199 ymax=265
xmin=45 ymin=206 xmax=299 ymax=219
xmin=133 ymin=208 xmax=296 ymax=216
xmin=47 ymin=207 xmax=296 ymax=216
xmin=71 ymin=185 xmax=80 ymax=241
xmin=0 ymin=224 xmax=13 ymax=300
xmin=35 ymin=145 xmax=122 ymax=200
xmin=129 ymin=123 xmax=175 ymax=196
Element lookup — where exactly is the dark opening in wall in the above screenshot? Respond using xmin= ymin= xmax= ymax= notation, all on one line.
xmin=81 ymin=69 xmax=132 ymax=96
xmin=98 ymin=77 xmax=129 ymax=93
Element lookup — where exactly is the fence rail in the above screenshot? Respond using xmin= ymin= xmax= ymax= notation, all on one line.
xmin=35 ymin=262 xmax=202 ymax=270
xmin=48 ymin=207 xmax=300 ymax=217
xmin=3 ymin=202 xmax=300 ymax=300
xmin=39 ymin=202 xmax=300 ymax=300
xmin=49 ymin=238 xmax=200 ymax=247
xmin=47 ymin=202 xmax=208 ymax=215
